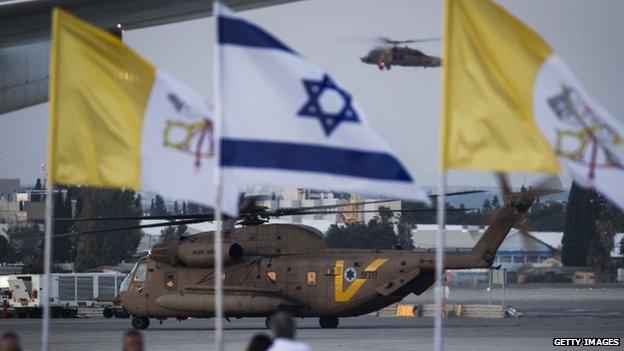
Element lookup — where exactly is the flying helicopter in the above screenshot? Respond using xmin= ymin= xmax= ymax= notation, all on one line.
xmin=55 ymin=180 xmax=550 ymax=330
xmin=360 ymin=37 xmax=441 ymax=70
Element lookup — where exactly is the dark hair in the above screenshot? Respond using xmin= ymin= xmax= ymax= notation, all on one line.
xmin=269 ymin=311 xmax=296 ymax=339
xmin=124 ymin=330 xmax=142 ymax=339
xmin=123 ymin=329 xmax=143 ymax=351
xmin=1 ymin=331 xmax=21 ymax=351
xmin=246 ymin=333 xmax=272 ymax=351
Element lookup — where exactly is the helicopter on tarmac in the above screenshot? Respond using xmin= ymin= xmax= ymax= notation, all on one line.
xmin=59 ymin=179 xmax=551 ymax=330
xmin=360 ymin=37 xmax=441 ymax=70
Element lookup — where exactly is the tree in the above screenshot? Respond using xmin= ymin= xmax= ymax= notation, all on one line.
xmin=326 ymin=214 xmax=397 ymax=250
xmin=491 ymin=195 xmax=500 ymax=209
xmin=182 ymin=202 xmax=188 ymax=215
xmin=52 ymin=190 xmax=74 ymax=262
xmin=160 ymin=224 xmax=187 ymax=243
xmin=173 ymin=201 xmax=179 ymax=215
xmin=0 ymin=235 xmax=12 ymax=262
xmin=562 ymin=183 xmax=602 ymax=266
xmin=134 ymin=194 xmax=143 ymax=216
xmin=7 ymin=226 xmax=44 ymax=272
xmin=151 ymin=195 xmax=167 ymax=216
xmin=588 ymin=215 xmax=616 ymax=278
xmin=35 ymin=178 xmax=42 ymax=190
xmin=74 ymin=188 xmax=142 ymax=271
xmin=482 ymin=199 xmax=492 ymax=213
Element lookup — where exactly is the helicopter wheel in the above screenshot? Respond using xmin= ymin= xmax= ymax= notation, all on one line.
xmin=132 ymin=316 xmax=150 ymax=330
xmin=319 ymin=316 xmax=339 ymax=329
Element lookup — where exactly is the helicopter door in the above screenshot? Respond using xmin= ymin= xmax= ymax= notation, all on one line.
xmin=127 ymin=262 xmax=149 ymax=314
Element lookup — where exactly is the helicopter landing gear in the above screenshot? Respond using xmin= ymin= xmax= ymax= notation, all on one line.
xmin=319 ymin=316 xmax=339 ymax=329
xmin=132 ymin=316 xmax=150 ymax=330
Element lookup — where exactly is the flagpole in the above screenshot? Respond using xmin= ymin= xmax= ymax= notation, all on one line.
xmin=212 ymin=1 xmax=224 ymax=350
xmin=434 ymin=171 xmax=446 ymax=351
xmin=42 ymin=184 xmax=54 ymax=351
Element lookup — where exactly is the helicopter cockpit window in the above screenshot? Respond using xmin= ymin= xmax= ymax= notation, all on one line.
xmin=134 ymin=263 xmax=147 ymax=282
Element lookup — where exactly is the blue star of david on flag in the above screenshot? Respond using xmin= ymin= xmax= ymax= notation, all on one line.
xmin=298 ymin=74 xmax=360 ymax=136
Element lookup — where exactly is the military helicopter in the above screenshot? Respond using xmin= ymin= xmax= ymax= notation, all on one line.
xmin=59 ymin=180 xmax=547 ymax=330
xmin=360 ymin=37 xmax=441 ymax=70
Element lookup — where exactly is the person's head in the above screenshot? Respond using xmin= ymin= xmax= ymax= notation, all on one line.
xmin=0 ymin=331 xmax=21 ymax=351
xmin=246 ymin=333 xmax=272 ymax=351
xmin=122 ymin=330 xmax=144 ymax=351
xmin=269 ymin=311 xmax=296 ymax=340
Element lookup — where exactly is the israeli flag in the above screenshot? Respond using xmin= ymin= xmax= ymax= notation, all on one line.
xmin=215 ymin=3 xmax=429 ymax=204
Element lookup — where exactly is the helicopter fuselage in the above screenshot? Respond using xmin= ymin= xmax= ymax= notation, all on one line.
xmin=360 ymin=46 xmax=441 ymax=70
xmin=119 ymin=204 xmax=519 ymax=328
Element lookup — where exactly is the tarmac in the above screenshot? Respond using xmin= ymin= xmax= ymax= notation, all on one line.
xmin=1 ymin=284 xmax=622 ymax=350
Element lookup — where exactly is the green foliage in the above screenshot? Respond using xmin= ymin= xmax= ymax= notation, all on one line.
xmin=326 ymin=212 xmax=397 ymax=250
xmin=525 ymin=200 xmax=566 ymax=231
xmin=562 ymin=182 xmax=602 ymax=267
xmin=6 ymin=226 xmax=44 ymax=272
xmin=0 ymin=235 xmax=12 ymax=262
xmin=482 ymin=199 xmax=492 ymax=212
xmin=53 ymin=190 xmax=73 ymax=262
xmin=73 ymin=188 xmax=142 ymax=271
xmin=491 ymin=195 xmax=500 ymax=209
xmin=160 ymin=224 xmax=187 ymax=243
xmin=150 ymin=195 xmax=167 ymax=216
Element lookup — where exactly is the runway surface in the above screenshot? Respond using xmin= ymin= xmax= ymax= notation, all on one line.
xmin=1 ymin=284 xmax=622 ymax=350
xmin=2 ymin=316 xmax=623 ymax=351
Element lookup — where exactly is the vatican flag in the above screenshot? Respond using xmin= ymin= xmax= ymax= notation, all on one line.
xmin=442 ymin=0 xmax=624 ymax=209
xmin=48 ymin=8 xmax=238 ymax=213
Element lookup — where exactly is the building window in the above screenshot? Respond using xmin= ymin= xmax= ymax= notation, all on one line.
xmin=307 ymin=272 xmax=317 ymax=286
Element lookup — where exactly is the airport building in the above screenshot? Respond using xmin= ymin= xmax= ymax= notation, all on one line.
xmin=411 ymin=225 xmax=561 ymax=273
xmin=0 ymin=178 xmax=47 ymax=224
xmin=257 ymin=187 xmax=402 ymax=224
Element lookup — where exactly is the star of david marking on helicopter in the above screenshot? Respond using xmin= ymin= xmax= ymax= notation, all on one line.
xmin=298 ymin=74 xmax=360 ymax=136
xmin=344 ymin=267 xmax=357 ymax=283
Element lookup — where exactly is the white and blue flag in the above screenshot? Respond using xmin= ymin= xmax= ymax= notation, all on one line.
xmin=215 ymin=3 xmax=429 ymax=204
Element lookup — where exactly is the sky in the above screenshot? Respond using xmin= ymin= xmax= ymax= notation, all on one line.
xmin=1 ymin=0 xmax=623 ymax=190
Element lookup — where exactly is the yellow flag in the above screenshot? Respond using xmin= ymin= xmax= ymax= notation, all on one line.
xmin=47 ymin=9 xmax=241 ymax=213
xmin=441 ymin=0 xmax=559 ymax=172
xmin=48 ymin=8 xmax=155 ymax=188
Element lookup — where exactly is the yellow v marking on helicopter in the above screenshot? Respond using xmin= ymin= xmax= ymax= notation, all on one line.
xmin=334 ymin=258 xmax=388 ymax=302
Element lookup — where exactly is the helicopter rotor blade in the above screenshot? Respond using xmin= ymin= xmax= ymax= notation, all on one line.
xmin=269 ymin=190 xmax=485 ymax=216
xmin=54 ymin=214 xmax=216 ymax=222
xmin=286 ymin=208 xmax=474 ymax=216
xmin=25 ymin=218 xmax=210 ymax=241
xmin=378 ymin=37 xmax=440 ymax=45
